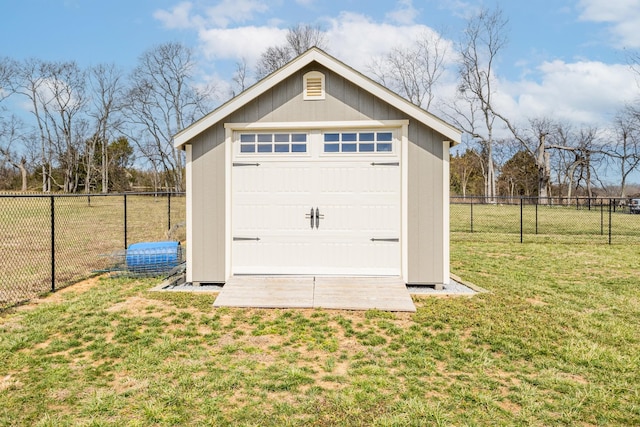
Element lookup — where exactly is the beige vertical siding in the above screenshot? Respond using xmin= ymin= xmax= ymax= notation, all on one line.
xmin=189 ymin=123 xmax=226 ymax=283
xmin=227 ymin=65 xmax=406 ymax=124
xmin=407 ymin=121 xmax=447 ymax=285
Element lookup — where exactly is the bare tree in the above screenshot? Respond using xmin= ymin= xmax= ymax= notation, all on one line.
xmin=627 ymin=49 xmax=640 ymax=83
xmin=450 ymin=147 xmax=483 ymax=198
xmin=13 ymin=58 xmax=53 ymax=191
xmin=369 ymin=31 xmax=448 ymax=110
xmin=0 ymin=115 xmax=28 ymax=191
xmin=231 ymin=58 xmax=250 ymax=97
xmin=548 ymin=124 xmax=602 ymax=200
xmin=87 ymin=63 xmax=124 ymax=193
xmin=0 ymin=57 xmax=17 ymax=104
xmin=287 ymin=24 xmax=327 ymax=55
xmin=606 ymin=107 xmax=640 ymax=198
xmin=255 ymin=24 xmax=328 ymax=79
xmin=12 ymin=60 xmax=87 ymax=192
xmin=255 ymin=46 xmax=293 ymax=80
xmin=0 ymin=58 xmax=25 ymax=189
xmin=38 ymin=61 xmax=88 ymax=193
xmin=447 ymin=6 xmax=509 ymax=202
xmin=124 ymin=42 xmax=213 ymax=192
xmin=500 ymin=118 xmax=554 ymax=198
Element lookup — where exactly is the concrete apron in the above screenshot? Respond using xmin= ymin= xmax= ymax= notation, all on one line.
xmin=212 ymin=276 xmax=416 ymax=312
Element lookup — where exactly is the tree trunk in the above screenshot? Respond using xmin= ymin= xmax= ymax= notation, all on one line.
xmin=18 ymin=158 xmax=27 ymax=191
xmin=101 ymin=144 xmax=108 ymax=193
xmin=486 ymin=148 xmax=496 ymax=202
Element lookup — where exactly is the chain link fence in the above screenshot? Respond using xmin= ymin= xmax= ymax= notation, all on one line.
xmin=451 ymin=196 xmax=640 ymax=244
xmin=0 ymin=192 xmax=185 ymax=310
xmin=3 ymin=193 xmax=638 ymax=310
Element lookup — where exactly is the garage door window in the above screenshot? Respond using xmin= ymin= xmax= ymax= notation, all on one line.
xmin=323 ymin=131 xmax=393 ymax=153
xmin=240 ymin=133 xmax=307 ymax=153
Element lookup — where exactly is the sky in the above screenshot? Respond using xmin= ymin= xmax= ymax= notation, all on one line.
xmin=2 ymin=0 xmax=640 ymax=175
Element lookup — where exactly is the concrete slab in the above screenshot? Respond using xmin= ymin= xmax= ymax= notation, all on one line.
xmin=213 ymin=276 xmax=314 ymax=309
xmin=314 ymin=276 xmax=416 ymax=312
xmin=212 ymin=276 xmax=416 ymax=312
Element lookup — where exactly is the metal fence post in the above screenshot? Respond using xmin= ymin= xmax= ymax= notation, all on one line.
xmin=600 ymin=200 xmax=604 ymax=236
xmin=535 ymin=199 xmax=539 ymax=235
xmin=124 ymin=193 xmax=128 ymax=250
xmin=608 ymin=199 xmax=612 ymax=245
xmin=520 ymin=197 xmax=523 ymax=243
xmin=168 ymin=192 xmax=171 ymax=231
xmin=50 ymin=195 xmax=55 ymax=292
xmin=470 ymin=199 xmax=474 ymax=233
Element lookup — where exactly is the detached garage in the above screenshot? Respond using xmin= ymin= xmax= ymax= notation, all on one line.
xmin=174 ymin=47 xmax=461 ymax=289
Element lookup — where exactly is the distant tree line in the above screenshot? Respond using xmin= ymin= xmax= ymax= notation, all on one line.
xmin=450 ymin=110 xmax=640 ymax=200
xmin=0 ymin=42 xmax=214 ymax=193
xmin=1 ymin=12 xmax=640 ymax=197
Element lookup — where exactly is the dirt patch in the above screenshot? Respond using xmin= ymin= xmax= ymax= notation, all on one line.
xmin=111 ymin=373 xmax=150 ymax=395
xmin=12 ymin=275 xmax=106 ymax=312
xmin=106 ymin=296 xmax=175 ymax=317
xmin=56 ymin=275 xmax=105 ymax=296
xmin=555 ymin=372 xmax=589 ymax=385
xmin=0 ymin=374 xmax=23 ymax=391
xmin=526 ymin=298 xmax=548 ymax=306
xmin=487 ymin=253 xmax=529 ymax=261
xmin=496 ymin=398 xmax=522 ymax=415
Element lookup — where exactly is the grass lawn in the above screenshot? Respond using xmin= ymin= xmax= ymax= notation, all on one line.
xmin=0 ymin=241 xmax=639 ymax=426
xmin=451 ymin=202 xmax=640 ymax=243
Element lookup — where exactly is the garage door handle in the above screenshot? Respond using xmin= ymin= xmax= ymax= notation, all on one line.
xmin=315 ymin=207 xmax=324 ymax=229
xmin=305 ymin=207 xmax=315 ymax=229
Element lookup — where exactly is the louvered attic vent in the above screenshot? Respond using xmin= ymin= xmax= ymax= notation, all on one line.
xmin=304 ymin=71 xmax=325 ymax=100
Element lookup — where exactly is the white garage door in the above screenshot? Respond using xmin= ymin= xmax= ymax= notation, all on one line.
xmin=231 ymin=130 xmax=401 ymax=276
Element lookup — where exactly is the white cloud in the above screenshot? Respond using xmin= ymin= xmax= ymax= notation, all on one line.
xmin=431 ymin=0 xmax=478 ymax=19
xmin=197 ymin=25 xmax=287 ymax=63
xmin=203 ymin=0 xmax=270 ymax=28
xmin=386 ymin=0 xmax=420 ymax=25
xmin=155 ymin=0 xmax=270 ymax=30
xmin=500 ymin=60 xmax=638 ymax=125
xmin=578 ymin=0 xmax=640 ymax=48
xmin=153 ymin=2 xmax=196 ymax=29
xmin=324 ymin=12 xmax=446 ymax=72
xmin=167 ymin=7 xmax=457 ymax=73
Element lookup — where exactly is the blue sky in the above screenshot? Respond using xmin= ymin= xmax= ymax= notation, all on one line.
xmin=2 ymin=0 xmax=640 ymax=133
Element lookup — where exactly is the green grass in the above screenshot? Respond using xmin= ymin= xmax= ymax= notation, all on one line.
xmin=1 ymin=241 xmax=638 ymax=425
xmin=451 ymin=202 xmax=640 ymax=243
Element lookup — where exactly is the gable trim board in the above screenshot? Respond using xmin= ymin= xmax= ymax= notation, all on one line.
xmin=178 ymin=48 xmax=461 ymax=288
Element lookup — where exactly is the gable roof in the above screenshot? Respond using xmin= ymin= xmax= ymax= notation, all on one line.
xmin=174 ymin=47 xmax=461 ymax=148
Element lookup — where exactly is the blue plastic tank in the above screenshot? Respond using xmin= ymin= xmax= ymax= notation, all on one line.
xmin=126 ymin=241 xmax=182 ymax=274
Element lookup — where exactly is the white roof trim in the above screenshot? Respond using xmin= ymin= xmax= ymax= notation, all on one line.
xmin=174 ymin=48 xmax=461 ymax=148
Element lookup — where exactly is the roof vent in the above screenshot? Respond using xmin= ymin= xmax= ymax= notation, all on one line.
xmin=304 ymin=71 xmax=325 ymax=100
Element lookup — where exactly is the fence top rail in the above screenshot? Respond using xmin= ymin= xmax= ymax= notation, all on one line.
xmin=0 ymin=191 xmax=185 ymax=199
xmin=450 ymin=196 xmax=632 ymax=201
